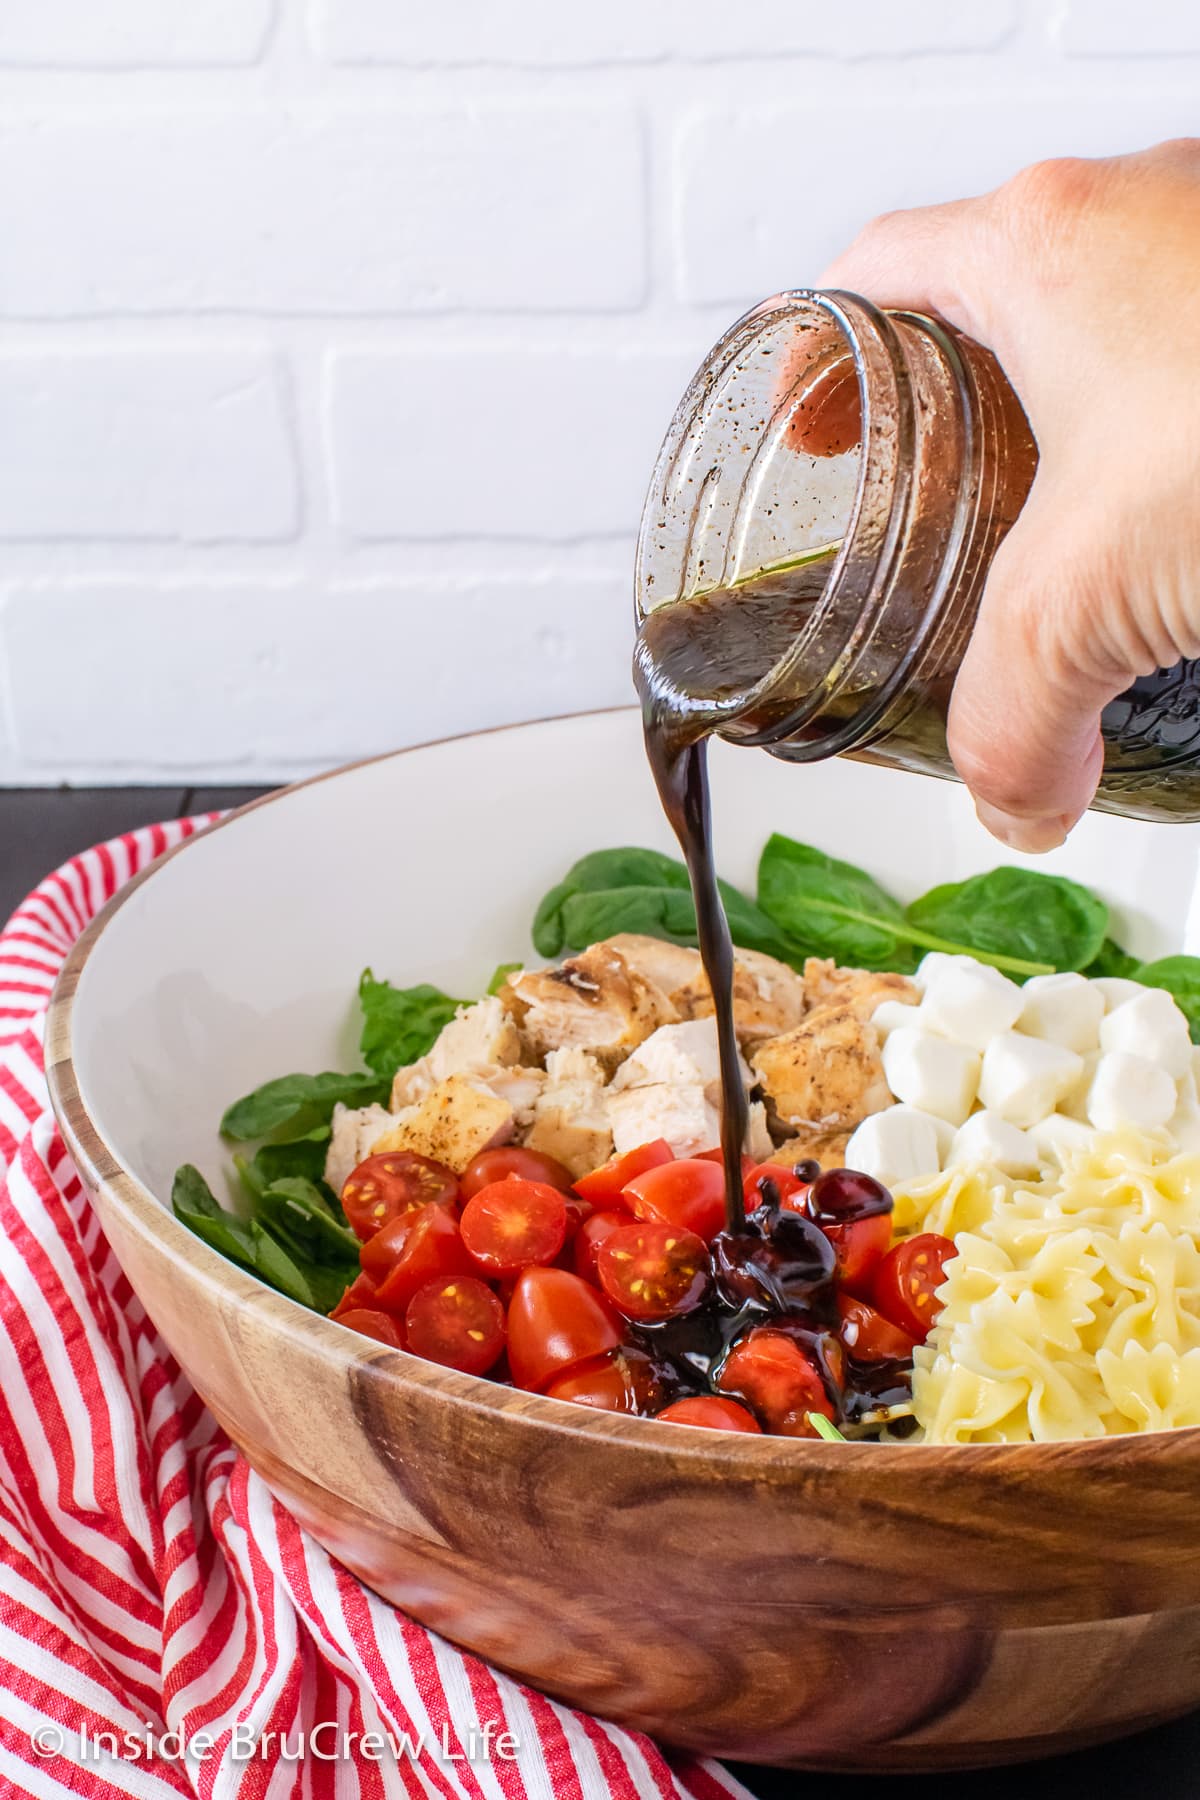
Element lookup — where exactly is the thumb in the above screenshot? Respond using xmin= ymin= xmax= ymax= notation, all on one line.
xmin=946 ymin=493 xmax=1120 ymax=853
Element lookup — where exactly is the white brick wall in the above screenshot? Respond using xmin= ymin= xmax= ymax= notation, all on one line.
xmin=0 ymin=0 xmax=1196 ymax=783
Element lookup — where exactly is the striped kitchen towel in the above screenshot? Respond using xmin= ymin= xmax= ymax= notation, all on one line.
xmin=0 ymin=819 xmax=752 ymax=1800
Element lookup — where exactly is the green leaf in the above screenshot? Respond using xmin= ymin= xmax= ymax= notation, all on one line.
xmin=757 ymin=834 xmax=918 ymax=972
xmin=358 ymin=968 xmax=464 ymax=1083
xmin=257 ymin=1177 xmax=360 ymax=1263
xmin=234 ymin=1138 xmax=333 ymax=1203
xmin=532 ymin=847 xmax=692 ymax=957
xmin=907 ymin=868 xmax=1107 ymax=975
xmin=1132 ymin=956 xmax=1200 ymax=1043
xmin=1084 ymin=937 xmax=1140 ymax=981
xmin=487 ymin=961 xmax=523 ymax=996
xmin=171 ymin=1162 xmax=223 ymax=1219
xmin=220 ymin=1070 xmax=386 ymax=1143
xmin=247 ymin=1222 xmax=321 ymax=1309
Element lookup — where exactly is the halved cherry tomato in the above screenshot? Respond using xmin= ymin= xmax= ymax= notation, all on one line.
xmin=543 ymin=1347 xmax=663 ymax=1414
xmin=717 ymin=1329 xmax=835 ymax=1436
xmin=837 ymin=1293 xmax=916 ymax=1364
xmin=460 ymin=1178 xmax=567 ymax=1276
xmin=623 ymin=1158 xmax=727 ymax=1243
xmin=359 ymin=1212 xmax=415 ymax=1280
xmin=329 ymin=1269 xmax=379 ymax=1320
xmin=872 ymin=1233 xmax=956 ymax=1343
xmin=574 ymin=1139 xmax=673 ymax=1203
xmin=335 ymin=1308 xmax=405 ymax=1350
xmin=506 ymin=1267 xmax=623 ymax=1393
xmin=373 ymin=1204 xmax=476 ymax=1315
xmin=573 ymin=1209 xmax=631 ymax=1284
xmin=341 ymin=1152 xmax=459 ymax=1242
xmin=461 ymin=1146 xmax=574 ymax=1199
xmin=743 ymin=1162 xmax=811 ymax=1214
xmin=562 ymin=1197 xmax=592 ymax=1241
xmin=657 ymin=1396 xmax=762 ymax=1434
xmin=596 ymin=1221 xmax=710 ymax=1322
xmin=404 ymin=1276 xmax=505 ymax=1375
xmin=823 ymin=1213 xmax=894 ymax=1297
xmin=696 ymin=1147 xmax=756 ymax=1177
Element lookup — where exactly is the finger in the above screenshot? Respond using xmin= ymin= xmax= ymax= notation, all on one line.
xmin=946 ymin=497 xmax=1120 ymax=853
xmin=818 ymin=194 xmax=996 ymax=344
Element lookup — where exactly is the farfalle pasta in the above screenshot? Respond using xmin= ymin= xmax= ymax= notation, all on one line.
xmin=896 ymin=1135 xmax=1200 ymax=1443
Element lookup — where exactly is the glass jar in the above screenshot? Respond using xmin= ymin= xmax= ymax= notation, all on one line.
xmin=635 ymin=289 xmax=1200 ymax=823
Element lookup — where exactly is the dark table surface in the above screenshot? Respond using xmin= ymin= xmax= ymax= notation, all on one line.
xmin=4 ymin=784 xmax=1198 ymax=1798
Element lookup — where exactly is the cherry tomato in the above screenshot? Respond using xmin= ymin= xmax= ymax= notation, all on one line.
xmin=359 ymin=1212 xmax=416 ymax=1280
xmin=823 ymin=1213 xmax=894 ymax=1297
xmin=696 ymin=1147 xmax=756 ymax=1177
xmin=596 ymin=1221 xmax=710 ymax=1322
xmin=573 ymin=1209 xmax=631 ymax=1284
xmin=373 ymin=1204 xmax=476 ymax=1315
xmin=460 ymin=1178 xmax=568 ymax=1276
xmin=743 ymin=1162 xmax=812 ymax=1214
xmin=574 ymin=1139 xmax=673 ymax=1202
xmin=656 ymin=1396 xmax=762 ymax=1434
xmin=461 ymin=1146 xmax=574 ymax=1198
xmin=334 ymin=1308 xmax=405 ymax=1350
xmin=341 ymin=1152 xmax=459 ymax=1242
xmin=717 ymin=1329 xmax=835 ymax=1436
xmin=623 ymin=1158 xmax=727 ymax=1242
xmin=837 ymin=1293 xmax=916 ymax=1364
xmin=872 ymin=1233 xmax=956 ymax=1343
xmin=506 ymin=1267 xmax=624 ymax=1393
xmin=329 ymin=1269 xmax=379 ymax=1320
xmin=404 ymin=1276 xmax=505 ymax=1376
xmin=543 ymin=1347 xmax=663 ymax=1414
xmin=562 ymin=1197 xmax=592 ymax=1241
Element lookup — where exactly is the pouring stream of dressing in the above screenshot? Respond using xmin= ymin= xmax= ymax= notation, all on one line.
xmin=635 ymin=544 xmax=841 ymax=1233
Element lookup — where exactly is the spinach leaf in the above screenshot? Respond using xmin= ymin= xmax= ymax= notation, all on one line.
xmin=533 ymin=847 xmax=692 ymax=957
xmin=907 ymin=868 xmax=1107 ymax=974
xmin=172 ymin=1162 xmax=224 ymax=1219
xmin=757 ymin=834 xmax=919 ymax=972
xmin=1132 ymin=955 xmax=1200 ymax=1043
xmin=358 ymin=968 xmax=464 ymax=1082
xmin=533 ymin=844 xmax=802 ymax=965
xmin=487 ymin=961 xmax=523 ymax=995
xmin=234 ymin=1138 xmax=333 ymax=1202
xmin=220 ymin=1069 xmax=386 ymax=1143
xmin=256 ymin=1177 xmax=360 ymax=1264
xmin=1084 ymin=937 xmax=1140 ymax=981
xmin=172 ymin=1164 xmax=258 ymax=1265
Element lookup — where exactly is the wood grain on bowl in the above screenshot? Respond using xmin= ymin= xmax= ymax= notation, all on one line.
xmin=41 ymin=716 xmax=1200 ymax=1771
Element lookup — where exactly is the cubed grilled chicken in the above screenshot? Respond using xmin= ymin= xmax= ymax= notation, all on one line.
xmin=324 ymin=1102 xmax=403 ymax=1197
xmin=768 ymin=1129 xmax=852 ymax=1174
xmin=606 ymin=1018 xmax=763 ymax=1161
xmin=501 ymin=943 xmax=678 ymax=1072
xmin=607 ymin=934 xmax=806 ymax=1045
xmin=391 ymin=996 xmax=524 ymax=1109
xmin=524 ymin=1047 xmax=613 ymax=1178
xmin=801 ymin=958 xmax=919 ymax=1022
xmin=751 ymin=1004 xmax=892 ymax=1134
xmin=370 ymin=1075 xmax=515 ymax=1174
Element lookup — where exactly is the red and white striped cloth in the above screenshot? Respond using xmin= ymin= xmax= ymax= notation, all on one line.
xmin=0 ymin=820 xmax=754 ymax=1800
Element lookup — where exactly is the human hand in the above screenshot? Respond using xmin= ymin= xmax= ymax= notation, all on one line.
xmin=821 ymin=139 xmax=1200 ymax=850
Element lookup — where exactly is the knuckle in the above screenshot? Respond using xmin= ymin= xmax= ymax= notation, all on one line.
xmin=995 ymin=155 xmax=1100 ymax=224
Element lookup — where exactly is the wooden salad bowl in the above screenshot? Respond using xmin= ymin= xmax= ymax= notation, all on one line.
xmin=45 ymin=711 xmax=1200 ymax=1770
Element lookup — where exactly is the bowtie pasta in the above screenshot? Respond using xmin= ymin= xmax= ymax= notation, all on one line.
xmin=896 ymin=1134 xmax=1200 ymax=1442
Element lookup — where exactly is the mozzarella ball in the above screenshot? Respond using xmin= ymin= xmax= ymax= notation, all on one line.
xmin=1059 ymin=1050 xmax=1100 ymax=1122
xmin=978 ymin=1032 xmax=1084 ymax=1129
xmin=1099 ymin=987 xmax=1193 ymax=1079
xmin=845 ymin=1105 xmax=943 ymax=1190
xmin=1091 ymin=977 xmax=1146 ymax=1014
xmin=1029 ymin=1112 xmax=1095 ymax=1165
xmin=1018 ymin=972 xmax=1105 ymax=1055
xmin=947 ymin=1111 xmax=1040 ymax=1178
xmin=881 ymin=1027 xmax=981 ymax=1126
xmin=871 ymin=997 xmax=921 ymax=1041
xmin=919 ymin=958 xmax=1024 ymax=1052
xmin=913 ymin=951 xmax=970 ymax=993
xmin=1086 ymin=1051 xmax=1177 ymax=1133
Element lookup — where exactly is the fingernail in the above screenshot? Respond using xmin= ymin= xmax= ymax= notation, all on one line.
xmin=975 ymin=803 xmax=1074 ymax=854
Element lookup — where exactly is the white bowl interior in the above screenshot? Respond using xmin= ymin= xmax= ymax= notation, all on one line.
xmin=71 ymin=709 xmax=1200 ymax=1206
